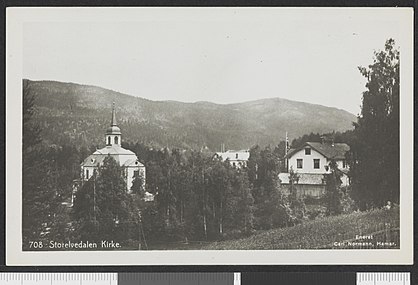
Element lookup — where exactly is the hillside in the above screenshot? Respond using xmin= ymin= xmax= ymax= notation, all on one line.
xmin=24 ymin=79 xmax=356 ymax=151
xmin=203 ymin=208 xmax=399 ymax=250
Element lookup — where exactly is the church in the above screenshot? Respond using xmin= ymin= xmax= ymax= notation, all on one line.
xmin=80 ymin=103 xmax=146 ymax=192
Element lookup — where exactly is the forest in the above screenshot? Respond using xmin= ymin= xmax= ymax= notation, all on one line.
xmin=22 ymin=39 xmax=400 ymax=250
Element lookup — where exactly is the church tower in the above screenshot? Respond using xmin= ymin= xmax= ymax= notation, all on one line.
xmin=105 ymin=102 xmax=122 ymax=146
xmin=79 ymin=101 xmax=150 ymax=199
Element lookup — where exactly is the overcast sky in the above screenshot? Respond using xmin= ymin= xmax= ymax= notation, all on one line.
xmin=22 ymin=8 xmax=403 ymax=115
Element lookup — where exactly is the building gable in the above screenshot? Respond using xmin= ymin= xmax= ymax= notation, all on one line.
xmin=287 ymin=147 xmax=329 ymax=174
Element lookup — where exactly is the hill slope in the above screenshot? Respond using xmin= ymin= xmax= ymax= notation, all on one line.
xmin=25 ymin=79 xmax=356 ymax=150
xmin=203 ymin=208 xmax=399 ymax=250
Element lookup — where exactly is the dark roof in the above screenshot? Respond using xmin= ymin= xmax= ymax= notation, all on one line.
xmin=286 ymin=142 xmax=350 ymax=160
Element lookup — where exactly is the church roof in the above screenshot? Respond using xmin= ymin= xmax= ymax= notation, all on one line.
xmin=106 ymin=125 xmax=121 ymax=135
xmin=81 ymin=145 xmax=145 ymax=168
xmin=93 ymin=145 xmax=134 ymax=155
xmin=106 ymin=102 xmax=121 ymax=134
xmin=123 ymin=158 xmax=143 ymax=167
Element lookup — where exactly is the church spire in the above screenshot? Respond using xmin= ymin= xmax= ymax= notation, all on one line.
xmin=111 ymin=101 xmax=118 ymax=127
xmin=105 ymin=102 xmax=121 ymax=146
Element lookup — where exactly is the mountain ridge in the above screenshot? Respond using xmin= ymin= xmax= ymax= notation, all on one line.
xmin=24 ymin=79 xmax=356 ymax=151
xmin=28 ymin=79 xmax=356 ymax=114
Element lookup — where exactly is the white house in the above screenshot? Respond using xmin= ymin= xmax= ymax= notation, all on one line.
xmin=80 ymin=103 xmax=146 ymax=192
xmin=214 ymin=150 xmax=250 ymax=168
xmin=279 ymin=141 xmax=350 ymax=197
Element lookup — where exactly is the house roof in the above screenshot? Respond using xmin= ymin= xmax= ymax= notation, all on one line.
xmin=215 ymin=150 xmax=250 ymax=161
xmin=286 ymin=142 xmax=349 ymax=160
xmin=278 ymin=172 xmax=326 ymax=185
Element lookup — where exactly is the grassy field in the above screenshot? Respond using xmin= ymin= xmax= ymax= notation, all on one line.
xmin=203 ymin=208 xmax=399 ymax=250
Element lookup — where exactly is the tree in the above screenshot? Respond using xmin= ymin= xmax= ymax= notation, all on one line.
xmin=350 ymin=39 xmax=400 ymax=209
xmin=131 ymin=171 xmax=145 ymax=197
xmin=248 ymin=145 xmax=290 ymax=230
xmin=229 ymin=169 xmax=255 ymax=234
xmin=323 ymin=160 xmax=343 ymax=216
xmin=22 ymin=81 xmax=66 ymax=249
xmin=73 ymin=156 xmax=140 ymax=245
xmin=72 ymin=178 xmax=99 ymax=240
xmin=22 ymin=80 xmax=41 ymax=150
xmin=287 ymin=167 xmax=306 ymax=224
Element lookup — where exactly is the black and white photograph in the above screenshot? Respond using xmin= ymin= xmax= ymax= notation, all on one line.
xmin=6 ymin=7 xmax=413 ymax=265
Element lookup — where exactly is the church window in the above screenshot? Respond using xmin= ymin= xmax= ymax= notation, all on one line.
xmin=115 ymin=136 xmax=119 ymax=145
xmin=236 ymin=153 xmax=239 ymax=159
xmin=134 ymin=170 xmax=139 ymax=177
xmin=86 ymin=169 xmax=89 ymax=179
xmin=108 ymin=136 xmax=111 ymax=145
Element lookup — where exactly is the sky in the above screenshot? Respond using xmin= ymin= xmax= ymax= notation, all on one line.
xmin=22 ymin=8 xmax=403 ymax=115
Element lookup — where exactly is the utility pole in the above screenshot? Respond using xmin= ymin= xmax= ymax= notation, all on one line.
xmin=285 ymin=131 xmax=289 ymax=171
xmin=93 ymin=173 xmax=96 ymax=222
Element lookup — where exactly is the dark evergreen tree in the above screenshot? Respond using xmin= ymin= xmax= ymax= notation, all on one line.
xmin=73 ymin=156 xmax=141 ymax=246
xmin=22 ymin=81 xmax=66 ymax=249
xmin=131 ymin=171 xmax=145 ymax=197
xmin=72 ymin=178 xmax=99 ymax=241
xmin=323 ymin=160 xmax=343 ymax=216
xmin=350 ymin=39 xmax=400 ymax=209
xmin=248 ymin=145 xmax=290 ymax=230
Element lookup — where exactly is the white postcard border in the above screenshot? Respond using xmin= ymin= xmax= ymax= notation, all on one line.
xmin=6 ymin=7 xmax=414 ymax=265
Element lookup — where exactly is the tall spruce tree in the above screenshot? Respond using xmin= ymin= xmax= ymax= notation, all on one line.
xmin=323 ymin=160 xmax=343 ymax=216
xmin=350 ymin=39 xmax=400 ymax=209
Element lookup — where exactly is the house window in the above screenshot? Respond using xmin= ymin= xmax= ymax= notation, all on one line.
xmin=115 ymin=136 xmax=119 ymax=145
xmin=314 ymin=159 xmax=320 ymax=169
xmin=342 ymin=160 xmax=347 ymax=168
xmin=86 ymin=169 xmax=89 ymax=179
xmin=236 ymin=153 xmax=239 ymax=159
xmin=305 ymin=148 xmax=311 ymax=155
xmin=297 ymin=159 xmax=303 ymax=169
